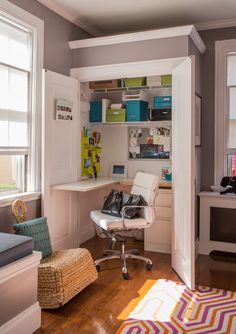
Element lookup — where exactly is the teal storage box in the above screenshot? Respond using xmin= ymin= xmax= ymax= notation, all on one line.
xmin=89 ymin=102 xmax=102 ymax=122
xmin=126 ymin=100 xmax=149 ymax=121
xmin=153 ymin=96 xmax=172 ymax=109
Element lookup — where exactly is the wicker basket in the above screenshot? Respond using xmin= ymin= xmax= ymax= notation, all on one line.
xmin=38 ymin=248 xmax=98 ymax=309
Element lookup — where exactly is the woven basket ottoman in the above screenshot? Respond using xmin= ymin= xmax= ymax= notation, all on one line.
xmin=38 ymin=248 xmax=98 ymax=309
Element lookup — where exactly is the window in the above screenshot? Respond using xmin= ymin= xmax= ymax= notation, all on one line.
xmin=0 ymin=1 xmax=43 ymax=198
xmin=215 ymin=39 xmax=236 ymax=183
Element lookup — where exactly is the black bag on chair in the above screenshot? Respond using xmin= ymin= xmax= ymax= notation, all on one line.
xmin=101 ymin=189 xmax=147 ymax=219
xmin=121 ymin=191 xmax=147 ymax=219
xmin=101 ymin=189 xmax=122 ymax=217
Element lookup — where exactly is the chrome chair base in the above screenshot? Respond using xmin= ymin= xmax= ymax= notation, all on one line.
xmin=95 ymin=238 xmax=153 ymax=280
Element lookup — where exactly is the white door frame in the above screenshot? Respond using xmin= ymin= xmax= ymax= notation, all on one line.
xmin=70 ymin=56 xmax=195 ymax=288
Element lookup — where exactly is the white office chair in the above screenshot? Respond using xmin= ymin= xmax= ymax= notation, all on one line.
xmin=90 ymin=172 xmax=159 ymax=279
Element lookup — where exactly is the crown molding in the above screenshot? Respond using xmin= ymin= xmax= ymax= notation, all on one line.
xmin=36 ymin=0 xmax=103 ymax=37
xmin=69 ymin=25 xmax=206 ymax=54
xmin=195 ymin=18 xmax=236 ymax=31
xmin=189 ymin=26 xmax=206 ymax=54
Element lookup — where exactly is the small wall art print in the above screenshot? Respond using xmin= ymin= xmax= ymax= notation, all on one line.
xmin=55 ymin=98 xmax=73 ymax=121
xmin=128 ymin=126 xmax=171 ymax=160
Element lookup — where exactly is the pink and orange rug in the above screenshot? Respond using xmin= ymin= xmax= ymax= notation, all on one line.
xmin=116 ymin=279 xmax=236 ymax=333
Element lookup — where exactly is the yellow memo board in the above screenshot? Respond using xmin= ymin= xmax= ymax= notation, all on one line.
xmin=128 ymin=126 xmax=171 ymax=160
xmin=81 ymin=128 xmax=101 ymax=177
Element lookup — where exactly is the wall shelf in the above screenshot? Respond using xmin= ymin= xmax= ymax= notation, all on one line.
xmin=91 ymin=85 xmax=172 ymax=94
xmin=89 ymin=120 xmax=171 ymax=127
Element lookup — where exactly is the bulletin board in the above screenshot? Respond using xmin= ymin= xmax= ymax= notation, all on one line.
xmin=128 ymin=126 xmax=171 ymax=160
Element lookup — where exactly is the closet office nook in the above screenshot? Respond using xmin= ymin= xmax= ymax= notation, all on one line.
xmin=42 ymin=25 xmax=206 ymax=290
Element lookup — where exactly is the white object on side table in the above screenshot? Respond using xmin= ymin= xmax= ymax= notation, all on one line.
xmin=144 ymin=188 xmax=172 ymax=253
xmin=199 ymin=191 xmax=236 ymax=255
xmin=0 ymin=251 xmax=42 ymax=334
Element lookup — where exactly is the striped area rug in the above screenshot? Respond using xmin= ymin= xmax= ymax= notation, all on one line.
xmin=116 ymin=279 xmax=236 ymax=334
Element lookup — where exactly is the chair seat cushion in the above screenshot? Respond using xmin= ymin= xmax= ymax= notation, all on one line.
xmin=90 ymin=210 xmax=148 ymax=231
xmin=38 ymin=248 xmax=98 ymax=308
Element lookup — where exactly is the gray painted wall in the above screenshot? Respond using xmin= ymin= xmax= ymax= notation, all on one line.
xmin=199 ymin=27 xmax=236 ymax=190
xmin=9 ymin=0 xmax=91 ymax=76
xmin=0 ymin=1 xmax=89 ymax=233
xmin=71 ymin=36 xmax=189 ymax=68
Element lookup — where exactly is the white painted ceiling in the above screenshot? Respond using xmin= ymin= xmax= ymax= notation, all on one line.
xmin=38 ymin=0 xmax=236 ymax=36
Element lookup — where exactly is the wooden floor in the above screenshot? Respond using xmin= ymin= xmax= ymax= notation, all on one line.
xmin=35 ymin=237 xmax=236 ymax=334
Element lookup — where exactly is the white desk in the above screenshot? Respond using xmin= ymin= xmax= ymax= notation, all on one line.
xmin=50 ymin=177 xmax=172 ymax=251
xmin=52 ymin=177 xmax=132 ymax=192
xmin=199 ymin=191 xmax=236 ymax=255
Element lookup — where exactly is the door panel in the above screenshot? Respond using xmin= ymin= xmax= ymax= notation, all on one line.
xmin=172 ymin=57 xmax=195 ymax=289
xmin=42 ymin=70 xmax=78 ymax=250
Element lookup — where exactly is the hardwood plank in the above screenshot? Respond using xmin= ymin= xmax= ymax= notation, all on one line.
xmin=35 ymin=237 xmax=236 ymax=334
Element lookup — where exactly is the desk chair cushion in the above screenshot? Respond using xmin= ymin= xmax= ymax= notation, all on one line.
xmin=91 ymin=210 xmax=148 ymax=231
xmin=13 ymin=217 xmax=52 ymax=258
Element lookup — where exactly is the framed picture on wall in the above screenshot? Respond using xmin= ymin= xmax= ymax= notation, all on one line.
xmin=195 ymin=94 xmax=202 ymax=146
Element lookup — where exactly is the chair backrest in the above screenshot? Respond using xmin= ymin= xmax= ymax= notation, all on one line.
xmin=131 ymin=172 xmax=159 ymax=223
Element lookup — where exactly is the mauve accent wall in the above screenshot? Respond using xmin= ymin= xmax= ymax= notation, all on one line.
xmin=199 ymin=27 xmax=236 ymax=190
xmin=71 ymin=36 xmax=189 ymax=68
xmin=0 ymin=199 xmax=41 ymax=233
xmin=9 ymin=0 xmax=91 ymax=76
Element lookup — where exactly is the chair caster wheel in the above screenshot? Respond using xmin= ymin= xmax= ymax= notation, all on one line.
xmin=123 ymin=272 xmax=130 ymax=280
xmin=95 ymin=264 xmax=100 ymax=272
xmin=146 ymin=263 xmax=153 ymax=270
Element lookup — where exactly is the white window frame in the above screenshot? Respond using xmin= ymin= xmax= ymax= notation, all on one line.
xmin=215 ymin=39 xmax=236 ymax=184
xmin=0 ymin=0 xmax=44 ymax=203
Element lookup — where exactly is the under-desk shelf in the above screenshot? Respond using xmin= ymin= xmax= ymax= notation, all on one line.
xmin=89 ymin=120 xmax=171 ymax=127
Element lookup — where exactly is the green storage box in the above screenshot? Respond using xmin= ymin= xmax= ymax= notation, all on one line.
xmin=124 ymin=77 xmax=146 ymax=87
xmin=161 ymin=75 xmax=172 ymax=85
xmin=106 ymin=108 xmax=126 ymax=122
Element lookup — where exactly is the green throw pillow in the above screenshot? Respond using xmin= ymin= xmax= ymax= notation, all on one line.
xmin=13 ymin=217 xmax=52 ymax=258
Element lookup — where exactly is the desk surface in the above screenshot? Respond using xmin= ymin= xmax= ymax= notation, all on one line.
xmin=52 ymin=177 xmax=124 ymax=192
xmin=52 ymin=177 xmax=171 ymax=192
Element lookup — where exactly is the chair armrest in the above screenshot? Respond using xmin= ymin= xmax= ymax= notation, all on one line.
xmin=120 ymin=205 xmax=156 ymax=229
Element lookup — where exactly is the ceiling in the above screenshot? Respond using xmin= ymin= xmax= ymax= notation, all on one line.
xmin=37 ymin=0 xmax=236 ymax=36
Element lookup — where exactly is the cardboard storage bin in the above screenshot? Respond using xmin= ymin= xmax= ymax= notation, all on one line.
xmin=124 ymin=77 xmax=146 ymax=87
xmin=89 ymin=80 xmax=120 ymax=89
xmin=126 ymin=100 xmax=149 ymax=121
xmin=89 ymin=101 xmax=102 ymax=122
xmin=106 ymin=108 xmax=126 ymax=122
xmin=153 ymin=96 xmax=172 ymax=109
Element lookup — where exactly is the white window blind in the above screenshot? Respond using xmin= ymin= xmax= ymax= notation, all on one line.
xmin=0 ymin=20 xmax=31 ymax=150
xmin=0 ymin=17 xmax=32 ymax=194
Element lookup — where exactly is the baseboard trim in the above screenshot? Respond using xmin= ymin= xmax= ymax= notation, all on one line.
xmin=144 ymin=242 xmax=171 ymax=254
xmin=0 ymin=302 xmax=41 ymax=334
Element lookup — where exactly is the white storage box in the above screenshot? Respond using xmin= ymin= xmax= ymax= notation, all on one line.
xmin=146 ymin=75 xmax=161 ymax=86
xmin=122 ymin=90 xmax=148 ymax=102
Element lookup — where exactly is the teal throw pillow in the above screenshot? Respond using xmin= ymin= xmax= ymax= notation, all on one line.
xmin=13 ymin=217 xmax=52 ymax=258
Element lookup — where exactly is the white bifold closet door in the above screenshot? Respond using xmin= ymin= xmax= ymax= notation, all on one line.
xmin=42 ymin=70 xmax=79 ymax=250
xmin=171 ymin=56 xmax=196 ymax=290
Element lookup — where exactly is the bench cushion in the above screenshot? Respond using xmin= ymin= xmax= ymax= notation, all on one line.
xmin=0 ymin=233 xmax=34 ymax=267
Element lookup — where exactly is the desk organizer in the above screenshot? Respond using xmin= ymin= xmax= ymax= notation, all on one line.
xmin=81 ymin=128 xmax=101 ymax=177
